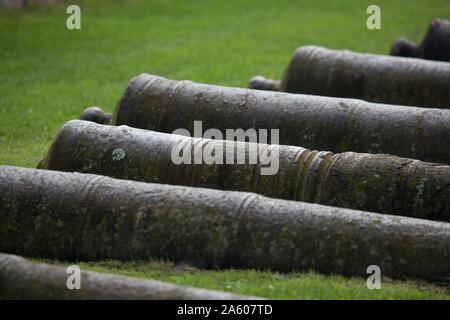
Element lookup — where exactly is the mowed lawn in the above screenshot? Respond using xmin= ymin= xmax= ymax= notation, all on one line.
xmin=1 ymin=0 xmax=450 ymax=299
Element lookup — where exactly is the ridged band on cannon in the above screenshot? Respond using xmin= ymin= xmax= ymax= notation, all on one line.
xmin=112 ymin=73 xmax=450 ymax=164
xmin=248 ymin=46 xmax=450 ymax=108
xmin=0 ymin=253 xmax=258 ymax=300
xmin=1 ymin=166 xmax=450 ymax=280
xmin=39 ymin=120 xmax=450 ymax=222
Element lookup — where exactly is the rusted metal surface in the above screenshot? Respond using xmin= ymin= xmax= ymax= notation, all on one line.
xmin=248 ymin=46 xmax=450 ymax=108
xmin=114 ymin=74 xmax=450 ymax=164
xmin=39 ymin=120 xmax=450 ymax=222
xmin=1 ymin=165 xmax=450 ymax=279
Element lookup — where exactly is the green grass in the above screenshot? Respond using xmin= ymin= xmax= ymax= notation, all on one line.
xmin=2 ymin=0 xmax=450 ymax=299
xmin=36 ymin=259 xmax=449 ymax=300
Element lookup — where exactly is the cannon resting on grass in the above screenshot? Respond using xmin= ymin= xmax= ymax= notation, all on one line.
xmin=248 ymin=46 xmax=450 ymax=108
xmin=38 ymin=120 xmax=450 ymax=222
xmin=390 ymin=19 xmax=450 ymax=62
xmin=109 ymin=73 xmax=450 ymax=164
xmin=0 ymin=253 xmax=258 ymax=300
xmin=1 ymin=165 xmax=450 ymax=280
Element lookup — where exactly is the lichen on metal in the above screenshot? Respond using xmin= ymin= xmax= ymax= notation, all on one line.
xmin=112 ymin=73 xmax=450 ymax=164
xmin=39 ymin=120 xmax=450 ymax=222
xmin=248 ymin=46 xmax=450 ymax=108
xmin=1 ymin=166 xmax=450 ymax=280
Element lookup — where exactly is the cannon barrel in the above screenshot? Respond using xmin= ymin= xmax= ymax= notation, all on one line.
xmin=249 ymin=46 xmax=450 ymax=108
xmin=39 ymin=120 xmax=450 ymax=222
xmin=0 ymin=253 xmax=258 ymax=300
xmin=113 ymin=73 xmax=450 ymax=164
xmin=1 ymin=165 xmax=450 ymax=280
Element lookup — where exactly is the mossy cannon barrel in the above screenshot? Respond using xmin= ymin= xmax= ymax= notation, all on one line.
xmin=113 ymin=73 xmax=450 ymax=164
xmin=1 ymin=166 xmax=450 ymax=280
xmin=249 ymin=46 xmax=450 ymax=108
xmin=39 ymin=120 xmax=450 ymax=222
xmin=0 ymin=253 xmax=257 ymax=300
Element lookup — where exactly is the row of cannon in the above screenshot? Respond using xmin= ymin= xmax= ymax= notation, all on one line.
xmin=1 ymin=41 xmax=450 ymax=298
